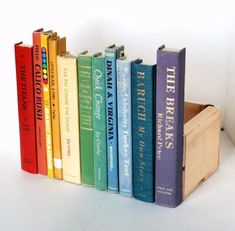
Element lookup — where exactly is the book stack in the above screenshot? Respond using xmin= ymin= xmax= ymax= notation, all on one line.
xmin=14 ymin=28 xmax=217 ymax=208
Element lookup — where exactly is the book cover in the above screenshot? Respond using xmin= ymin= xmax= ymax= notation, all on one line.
xmin=49 ymin=36 xmax=66 ymax=179
xmin=105 ymin=44 xmax=125 ymax=192
xmin=14 ymin=42 xmax=37 ymax=174
xmin=156 ymin=45 xmax=186 ymax=208
xmin=77 ymin=51 xmax=94 ymax=186
xmin=132 ymin=59 xmax=156 ymax=203
xmin=57 ymin=53 xmax=81 ymax=184
xmin=41 ymin=31 xmax=57 ymax=178
xmin=33 ymin=28 xmax=47 ymax=175
xmin=92 ymin=53 xmax=107 ymax=190
xmin=117 ymin=57 xmax=132 ymax=197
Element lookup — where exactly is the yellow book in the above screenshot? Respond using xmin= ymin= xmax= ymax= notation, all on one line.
xmin=57 ymin=53 xmax=81 ymax=184
xmin=41 ymin=31 xmax=57 ymax=178
xmin=49 ymin=37 xmax=66 ymax=179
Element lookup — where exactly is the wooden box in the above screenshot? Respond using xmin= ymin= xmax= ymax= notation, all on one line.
xmin=183 ymin=102 xmax=221 ymax=199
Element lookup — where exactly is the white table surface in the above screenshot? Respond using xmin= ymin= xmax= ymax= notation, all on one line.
xmin=0 ymin=131 xmax=234 ymax=231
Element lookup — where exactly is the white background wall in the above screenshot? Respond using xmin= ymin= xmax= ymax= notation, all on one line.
xmin=225 ymin=20 xmax=235 ymax=143
xmin=0 ymin=0 xmax=235 ymax=151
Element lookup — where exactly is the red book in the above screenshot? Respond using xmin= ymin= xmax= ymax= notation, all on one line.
xmin=33 ymin=29 xmax=47 ymax=175
xmin=15 ymin=42 xmax=37 ymax=173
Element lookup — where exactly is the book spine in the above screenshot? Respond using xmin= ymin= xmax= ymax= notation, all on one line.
xmin=14 ymin=43 xmax=37 ymax=173
xmin=117 ymin=59 xmax=132 ymax=197
xmin=41 ymin=34 xmax=54 ymax=178
xmin=33 ymin=30 xmax=47 ymax=175
xmin=105 ymin=48 xmax=124 ymax=192
xmin=155 ymin=47 xmax=186 ymax=207
xmin=132 ymin=63 xmax=155 ymax=203
xmin=57 ymin=55 xmax=81 ymax=184
xmin=49 ymin=38 xmax=66 ymax=179
xmin=92 ymin=56 xmax=107 ymax=190
xmin=78 ymin=55 xmax=94 ymax=186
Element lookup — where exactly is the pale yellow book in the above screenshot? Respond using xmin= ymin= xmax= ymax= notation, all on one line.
xmin=57 ymin=53 xmax=81 ymax=184
xmin=41 ymin=31 xmax=57 ymax=178
xmin=49 ymin=36 xmax=66 ymax=179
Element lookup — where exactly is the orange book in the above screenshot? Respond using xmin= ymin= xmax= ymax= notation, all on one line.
xmin=33 ymin=28 xmax=47 ymax=175
xmin=41 ymin=31 xmax=57 ymax=178
xmin=49 ymin=37 xmax=66 ymax=179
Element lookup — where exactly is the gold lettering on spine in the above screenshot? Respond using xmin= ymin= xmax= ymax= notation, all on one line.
xmin=45 ymin=107 xmax=53 ymax=165
xmin=136 ymin=71 xmax=146 ymax=182
xmin=20 ymin=65 xmax=27 ymax=110
xmin=79 ymin=63 xmax=92 ymax=128
xmin=137 ymin=72 xmax=146 ymax=121
xmin=34 ymin=43 xmax=43 ymax=120
xmin=156 ymin=113 xmax=163 ymax=160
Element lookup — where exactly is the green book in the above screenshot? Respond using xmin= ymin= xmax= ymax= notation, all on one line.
xmin=92 ymin=53 xmax=107 ymax=190
xmin=77 ymin=51 xmax=94 ymax=186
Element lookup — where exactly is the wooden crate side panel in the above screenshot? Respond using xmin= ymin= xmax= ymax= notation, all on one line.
xmin=183 ymin=107 xmax=220 ymax=199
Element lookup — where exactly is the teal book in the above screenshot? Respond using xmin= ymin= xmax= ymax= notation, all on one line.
xmin=105 ymin=44 xmax=125 ymax=192
xmin=77 ymin=51 xmax=94 ymax=186
xmin=132 ymin=59 xmax=156 ymax=203
xmin=92 ymin=53 xmax=107 ymax=190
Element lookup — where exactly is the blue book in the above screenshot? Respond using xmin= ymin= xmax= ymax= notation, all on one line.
xmin=117 ymin=57 xmax=132 ymax=197
xmin=155 ymin=45 xmax=186 ymax=208
xmin=105 ymin=44 xmax=125 ymax=192
xmin=132 ymin=59 xmax=156 ymax=203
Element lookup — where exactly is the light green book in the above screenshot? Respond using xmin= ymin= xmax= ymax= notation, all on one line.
xmin=77 ymin=51 xmax=94 ymax=186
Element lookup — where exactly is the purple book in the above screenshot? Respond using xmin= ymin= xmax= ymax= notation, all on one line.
xmin=155 ymin=45 xmax=186 ymax=208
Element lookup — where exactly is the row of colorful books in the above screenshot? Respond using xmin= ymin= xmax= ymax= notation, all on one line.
xmin=14 ymin=28 xmax=186 ymax=208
